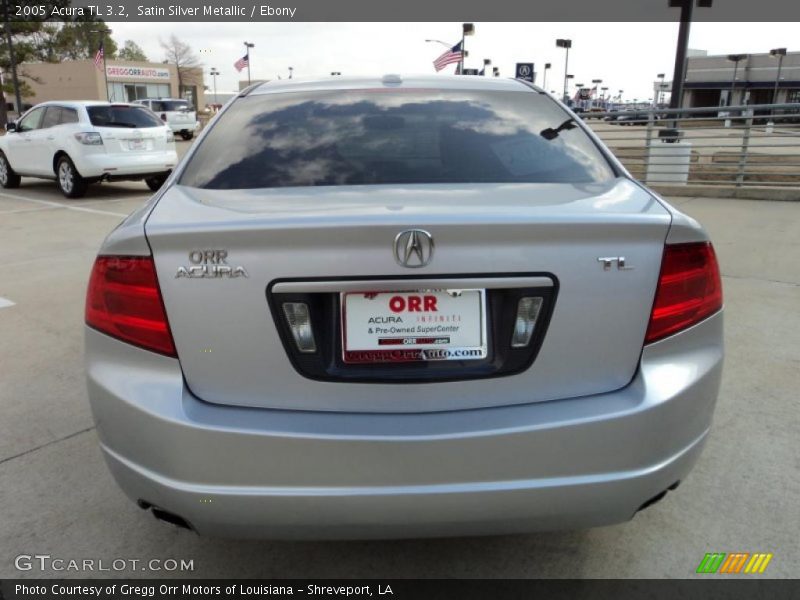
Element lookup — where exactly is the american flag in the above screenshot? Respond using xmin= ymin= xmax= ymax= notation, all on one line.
xmin=433 ymin=41 xmax=463 ymax=72
xmin=93 ymin=42 xmax=104 ymax=72
xmin=234 ymin=54 xmax=249 ymax=72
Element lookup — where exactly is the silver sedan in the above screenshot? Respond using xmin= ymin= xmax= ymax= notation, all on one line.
xmin=85 ymin=75 xmax=723 ymax=539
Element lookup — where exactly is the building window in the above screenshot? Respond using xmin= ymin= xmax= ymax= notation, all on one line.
xmin=787 ymin=89 xmax=800 ymax=104
xmin=107 ymin=82 xmax=170 ymax=102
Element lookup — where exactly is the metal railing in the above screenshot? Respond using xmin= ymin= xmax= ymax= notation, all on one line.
xmin=581 ymin=103 xmax=800 ymax=190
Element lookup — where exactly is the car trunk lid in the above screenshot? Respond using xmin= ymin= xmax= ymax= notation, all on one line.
xmin=145 ymin=177 xmax=671 ymax=413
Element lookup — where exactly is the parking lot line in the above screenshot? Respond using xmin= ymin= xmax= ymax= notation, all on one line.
xmin=0 ymin=297 xmax=14 ymax=309
xmin=0 ymin=190 xmax=129 ymax=217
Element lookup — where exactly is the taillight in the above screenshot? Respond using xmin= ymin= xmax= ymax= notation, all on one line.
xmin=645 ymin=242 xmax=723 ymax=344
xmin=74 ymin=132 xmax=103 ymax=145
xmin=85 ymin=256 xmax=177 ymax=357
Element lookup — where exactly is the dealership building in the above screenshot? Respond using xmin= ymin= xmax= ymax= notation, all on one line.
xmin=683 ymin=50 xmax=800 ymax=107
xmin=17 ymin=60 xmax=205 ymax=111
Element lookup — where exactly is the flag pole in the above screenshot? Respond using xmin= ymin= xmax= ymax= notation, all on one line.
xmin=244 ymin=41 xmax=254 ymax=86
xmin=458 ymin=32 xmax=464 ymax=75
xmin=102 ymin=37 xmax=109 ymax=101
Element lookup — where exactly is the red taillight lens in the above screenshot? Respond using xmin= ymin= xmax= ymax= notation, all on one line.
xmin=645 ymin=242 xmax=723 ymax=344
xmin=85 ymin=256 xmax=177 ymax=357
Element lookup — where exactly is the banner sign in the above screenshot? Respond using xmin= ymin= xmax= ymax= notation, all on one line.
xmin=515 ymin=63 xmax=535 ymax=82
xmin=106 ymin=66 xmax=171 ymax=80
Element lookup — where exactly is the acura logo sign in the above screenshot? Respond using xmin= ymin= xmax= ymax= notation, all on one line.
xmin=394 ymin=229 xmax=434 ymax=268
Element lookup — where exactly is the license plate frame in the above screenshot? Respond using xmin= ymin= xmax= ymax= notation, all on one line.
xmin=340 ymin=289 xmax=488 ymax=364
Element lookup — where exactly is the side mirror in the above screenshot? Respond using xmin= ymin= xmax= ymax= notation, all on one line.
xmin=6 ymin=122 xmax=17 ymax=133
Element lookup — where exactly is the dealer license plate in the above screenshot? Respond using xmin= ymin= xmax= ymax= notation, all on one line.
xmin=127 ymin=139 xmax=147 ymax=151
xmin=341 ymin=289 xmax=487 ymax=364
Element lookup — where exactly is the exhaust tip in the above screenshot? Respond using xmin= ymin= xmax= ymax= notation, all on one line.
xmin=636 ymin=481 xmax=681 ymax=514
xmin=151 ymin=507 xmax=194 ymax=530
xmin=138 ymin=500 xmax=194 ymax=531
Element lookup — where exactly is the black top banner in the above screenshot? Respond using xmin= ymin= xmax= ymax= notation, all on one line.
xmin=8 ymin=0 xmax=800 ymax=21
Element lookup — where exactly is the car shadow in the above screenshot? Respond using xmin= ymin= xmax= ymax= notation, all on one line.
xmin=160 ymin=527 xmax=595 ymax=578
xmin=17 ymin=179 xmax=152 ymax=201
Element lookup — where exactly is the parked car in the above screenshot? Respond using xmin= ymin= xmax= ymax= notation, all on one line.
xmin=134 ymin=98 xmax=200 ymax=140
xmin=615 ymin=110 xmax=650 ymax=125
xmin=0 ymin=101 xmax=176 ymax=198
xmin=85 ymin=75 xmax=723 ymax=539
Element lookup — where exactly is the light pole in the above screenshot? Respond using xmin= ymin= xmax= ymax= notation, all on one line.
xmin=288 ymin=66 xmax=293 ymax=79
xmin=656 ymin=72 xmax=665 ymax=106
xmin=601 ymin=87 xmax=608 ymax=105
xmin=556 ymin=39 xmax=572 ymax=103
xmin=618 ymin=89 xmax=624 ymax=103
xmin=459 ymin=23 xmax=475 ymax=74
xmin=592 ymin=78 xmax=602 ymax=107
xmin=482 ymin=59 xmax=491 ymax=76
xmin=542 ymin=63 xmax=551 ymax=90
xmin=492 ymin=66 xmax=500 ymax=77
xmin=330 ymin=71 xmax=342 ymax=76
xmin=668 ymin=0 xmax=713 ymax=112
xmin=90 ymin=27 xmax=112 ymax=100
xmin=209 ymin=67 xmax=219 ymax=105
xmin=243 ymin=41 xmax=254 ymax=85
xmin=770 ymin=48 xmax=786 ymax=104
xmin=727 ymin=54 xmax=747 ymax=106
xmin=565 ymin=73 xmax=574 ymax=104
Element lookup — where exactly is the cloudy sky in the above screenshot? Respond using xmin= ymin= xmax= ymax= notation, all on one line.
xmin=109 ymin=22 xmax=800 ymax=99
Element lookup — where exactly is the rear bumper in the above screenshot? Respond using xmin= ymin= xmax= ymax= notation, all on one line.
xmin=167 ymin=121 xmax=200 ymax=133
xmin=74 ymin=150 xmax=178 ymax=179
xmin=85 ymin=312 xmax=723 ymax=539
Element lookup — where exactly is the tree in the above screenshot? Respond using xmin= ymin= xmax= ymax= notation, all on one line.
xmin=118 ymin=40 xmax=148 ymax=62
xmin=159 ymin=34 xmax=202 ymax=91
xmin=33 ymin=21 xmax=118 ymax=62
xmin=0 ymin=12 xmax=116 ymax=124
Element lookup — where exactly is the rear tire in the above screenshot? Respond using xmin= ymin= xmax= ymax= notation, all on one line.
xmin=145 ymin=175 xmax=167 ymax=191
xmin=180 ymin=131 xmax=194 ymax=141
xmin=56 ymin=156 xmax=88 ymax=199
xmin=0 ymin=152 xmax=21 ymax=188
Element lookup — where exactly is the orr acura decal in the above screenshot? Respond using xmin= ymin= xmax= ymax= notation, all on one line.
xmin=176 ymin=250 xmax=249 ymax=279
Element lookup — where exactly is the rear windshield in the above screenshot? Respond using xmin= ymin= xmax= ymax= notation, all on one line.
xmin=180 ymin=89 xmax=615 ymax=189
xmin=87 ymin=105 xmax=163 ymax=128
xmin=151 ymin=100 xmax=191 ymax=112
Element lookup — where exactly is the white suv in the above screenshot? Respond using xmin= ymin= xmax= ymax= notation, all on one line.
xmin=0 ymin=101 xmax=177 ymax=198
xmin=134 ymin=98 xmax=200 ymax=140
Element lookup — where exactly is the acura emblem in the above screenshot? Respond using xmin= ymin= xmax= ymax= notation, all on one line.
xmin=394 ymin=229 xmax=434 ymax=268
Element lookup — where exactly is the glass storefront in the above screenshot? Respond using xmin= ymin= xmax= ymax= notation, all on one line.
xmin=107 ymin=82 xmax=171 ymax=102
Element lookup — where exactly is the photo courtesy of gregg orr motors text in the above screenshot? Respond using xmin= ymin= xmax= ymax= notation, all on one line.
xmin=12 ymin=584 xmax=389 ymax=596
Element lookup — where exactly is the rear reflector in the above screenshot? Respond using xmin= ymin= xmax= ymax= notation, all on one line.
xmin=645 ymin=242 xmax=722 ymax=344
xmin=511 ymin=296 xmax=543 ymax=348
xmin=85 ymin=256 xmax=177 ymax=357
xmin=282 ymin=302 xmax=316 ymax=353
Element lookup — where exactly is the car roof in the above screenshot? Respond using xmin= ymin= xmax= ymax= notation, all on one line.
xmin=248 ymin=74 xmax=539 ymax=96
xmin=30 ymin=100 xmax=141 ymax=109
